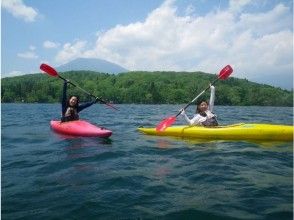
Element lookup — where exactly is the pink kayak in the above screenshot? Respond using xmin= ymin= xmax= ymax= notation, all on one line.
xmin=50 ymin=120 xmax=112 ymax=138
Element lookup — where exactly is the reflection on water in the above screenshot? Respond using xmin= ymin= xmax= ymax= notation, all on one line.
xmin=2 ymin=104 xmax=293 ymax=220
xmin=64 ymin=137 xmax=112 ymax=159
xmin=144 ymin=133 xmax=293 ymax=150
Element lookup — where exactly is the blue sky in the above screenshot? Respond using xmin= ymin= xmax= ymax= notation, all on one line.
xmin=2 ymin=0 xmax=293 ymax=89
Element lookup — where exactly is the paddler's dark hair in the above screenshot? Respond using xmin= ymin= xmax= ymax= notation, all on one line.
xmin=196 ymin=99 xmax=208 ymax=113
xmin=67 ymin=95 xmax=80 ymax=107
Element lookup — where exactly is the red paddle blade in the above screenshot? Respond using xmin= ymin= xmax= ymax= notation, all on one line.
xmin=156 ymin=116 xmax=176 ymax=132
xmin=218 ymin=65 xmax=233 ymax=80
xmin=40 ymin=63 xmax=58 ymax=77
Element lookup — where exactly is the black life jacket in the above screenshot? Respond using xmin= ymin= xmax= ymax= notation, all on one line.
xmin=201 ymin=116 xmax=218 ymax=127
xmin=61 ymin=107 xmax=79 ymax=122
xmin=200 ymin=111 xmax=218 ymax=126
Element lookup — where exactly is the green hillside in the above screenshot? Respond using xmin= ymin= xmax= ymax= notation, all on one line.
xmin=1 ymin=70 xmax=293 ymax=106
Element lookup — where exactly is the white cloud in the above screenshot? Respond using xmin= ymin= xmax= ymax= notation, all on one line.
xmin=54 ymin=0 xmax=293 ymax=88
xmin=29 ymin=45 xmax=36 ymax=51
xmin=43 ymin=41 xmax=60 ymax=49
xmin=2 ymin=0 xmax=38 ymax=22
xmin=229 ymin=0 xmax=253 ymax=13
xmin=17 ymin=45 xmax=38 ymax=59
xmin=239 ymin=4 xmax=292 ymax=36
xmin=17 ymin=51 xmax=38 ymax=59
xmin=185 ymin=4 xmax=195 ymax=15
xmin=55 ymin=40 xmax=87 ymax=64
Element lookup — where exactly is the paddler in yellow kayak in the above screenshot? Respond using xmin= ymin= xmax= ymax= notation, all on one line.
xmin=180 ymin=84 xmax=218 ymax=126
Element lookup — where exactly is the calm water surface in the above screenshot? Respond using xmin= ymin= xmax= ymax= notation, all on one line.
xmin=2 ymin=104 xmax=293 ymax=220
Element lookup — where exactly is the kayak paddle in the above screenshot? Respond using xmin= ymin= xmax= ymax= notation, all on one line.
xmin=156 ymin=65 xmax=233 ymax=132
xmin=40 ymin=63 xmax=119 ymax=111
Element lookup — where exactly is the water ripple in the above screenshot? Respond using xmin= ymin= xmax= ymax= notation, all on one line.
xmin=2 ymin=104 xmax=293 ymax=220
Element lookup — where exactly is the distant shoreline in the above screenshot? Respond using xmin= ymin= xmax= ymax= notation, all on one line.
xmin=2 ymin=71 xmax=293 ymax=107
xmin=2 ymin=103 xmax=293 ymax=108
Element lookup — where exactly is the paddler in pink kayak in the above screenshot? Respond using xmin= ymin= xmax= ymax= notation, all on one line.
xmin=180 ymin=84 xmax=218 ymax=126
xmin=61 ymin=80 xmax=99 ymax=122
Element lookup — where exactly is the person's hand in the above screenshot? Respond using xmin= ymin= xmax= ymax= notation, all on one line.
xmin=64 ymin=79 xmax=70 ymax=84
xmin=210 ymin=84 xmax=215 ymax=89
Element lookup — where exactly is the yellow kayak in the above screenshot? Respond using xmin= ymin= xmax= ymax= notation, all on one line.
xmin=138 ymin=123 xmax=293 ymax=141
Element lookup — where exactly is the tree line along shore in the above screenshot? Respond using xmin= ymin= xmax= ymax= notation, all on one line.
xmin=1 ymin=71 xmax=293 ymax=106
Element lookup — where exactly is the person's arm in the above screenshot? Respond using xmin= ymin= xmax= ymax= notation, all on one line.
xmin=209 ymin=85 xmax=215 ymax=112
xmin=77 ymin=101 xmax=95 ymax=113
xmin=61 ymin=81 xmax=68 ymax=116
xmin=180 ymin=109 xmax=201 ymax=125
xmin=77 ymin=97 xmax=100 ymax=113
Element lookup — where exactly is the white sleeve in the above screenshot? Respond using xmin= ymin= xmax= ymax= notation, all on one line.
xmin=190 ymin=114 xmax=202 ymax=125
xmin=182 ymin=112 xmax=201 ymax=125
xmin=209 ymin=85 xmax=215 ymax=112
xmin=182 ymin=111 xmax=193 ymax=125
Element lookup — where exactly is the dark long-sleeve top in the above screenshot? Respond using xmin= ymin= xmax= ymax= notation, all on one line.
xmin=62 ymin=81 xmax=95 ymax=117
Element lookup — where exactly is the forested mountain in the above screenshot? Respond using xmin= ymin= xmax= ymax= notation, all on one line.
xmin=1 ymin=70 xmax=293 ymax=106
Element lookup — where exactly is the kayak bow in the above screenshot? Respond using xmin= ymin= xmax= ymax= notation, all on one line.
xmin=51 ymin=120 xmax=112 ymax=138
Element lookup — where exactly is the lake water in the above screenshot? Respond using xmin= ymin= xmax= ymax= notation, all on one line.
xmin=2 ymin=104 xmax=293 ymax=220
